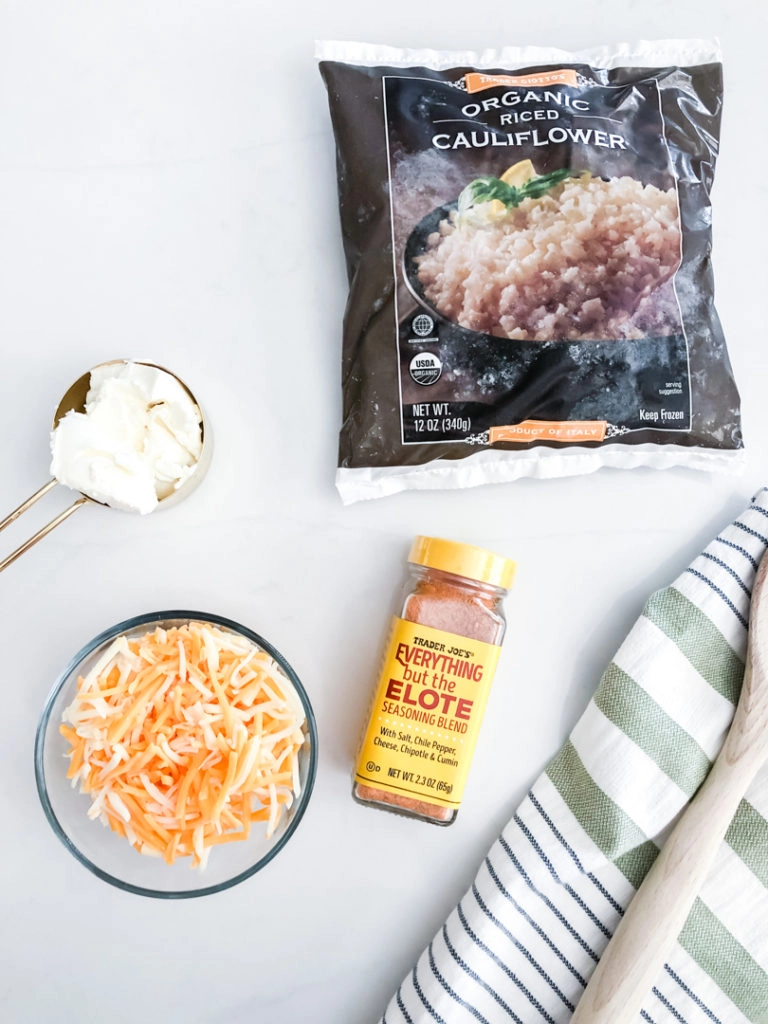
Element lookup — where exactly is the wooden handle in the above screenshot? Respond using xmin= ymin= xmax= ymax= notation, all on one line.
xmin=572 ymin=659 xmax=765 ymax=1023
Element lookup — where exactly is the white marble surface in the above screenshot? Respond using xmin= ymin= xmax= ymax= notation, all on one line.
xmin=0 ymin=3 xmax=766 ymax=1022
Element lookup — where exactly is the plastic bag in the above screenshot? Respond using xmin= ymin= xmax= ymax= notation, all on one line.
xmin=318 ymin=39 xmax=743 ymax=503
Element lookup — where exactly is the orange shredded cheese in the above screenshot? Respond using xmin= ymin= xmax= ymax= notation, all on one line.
xmin=60 ymin=622 xmax=306 ymax=869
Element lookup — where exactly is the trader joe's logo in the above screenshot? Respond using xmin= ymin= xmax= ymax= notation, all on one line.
xmin=460 ymin=69 xmax=579 ymax=92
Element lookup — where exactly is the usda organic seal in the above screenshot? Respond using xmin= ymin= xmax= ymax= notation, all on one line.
xmin=409 ymin=352 xmax=442 ymax=386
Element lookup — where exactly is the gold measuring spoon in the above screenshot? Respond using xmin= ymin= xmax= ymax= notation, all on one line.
xmin=0 ymin=360 xmax=210 ymax=574
xmin=571 ymin=548 xmax=768 ymax=1023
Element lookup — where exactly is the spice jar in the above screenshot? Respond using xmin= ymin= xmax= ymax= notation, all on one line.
xmin=353 ymin=536 xmax=516 ymax=825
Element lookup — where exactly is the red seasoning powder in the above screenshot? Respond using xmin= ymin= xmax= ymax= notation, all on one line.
xmin=353 ymin=537 xmax=515 ymax=825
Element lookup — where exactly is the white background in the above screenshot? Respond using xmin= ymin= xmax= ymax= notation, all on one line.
xmin=0 ymin=3 xmax=766 ymax=1023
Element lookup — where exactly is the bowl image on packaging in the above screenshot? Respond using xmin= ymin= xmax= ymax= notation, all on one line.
xmin=35 ymin=611 xmax=317 ymax=899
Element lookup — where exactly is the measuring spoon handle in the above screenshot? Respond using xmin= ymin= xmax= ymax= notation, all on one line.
xmin=0 ymin=479 xmax=59 ymax=533
xmin=0 ymin=494 xmax=88 ymax=573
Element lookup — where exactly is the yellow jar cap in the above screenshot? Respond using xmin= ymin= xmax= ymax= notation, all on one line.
xmin=408 ymin=536 xmax=516 ymax=590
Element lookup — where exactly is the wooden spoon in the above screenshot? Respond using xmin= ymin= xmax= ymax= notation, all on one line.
xmin=571 ymin=548 xmax=768 ymax=1024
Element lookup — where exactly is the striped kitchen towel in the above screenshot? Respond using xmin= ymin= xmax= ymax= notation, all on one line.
xmin=381 ymin=488 xmax=768 ymax=1024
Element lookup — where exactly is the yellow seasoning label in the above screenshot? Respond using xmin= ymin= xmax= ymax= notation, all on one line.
xmin=355 ymin=618 xmax=502 ymax=808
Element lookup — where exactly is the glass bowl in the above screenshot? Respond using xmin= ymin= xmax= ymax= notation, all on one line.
xmin=34 ymin=611 xmax=318 ymax=899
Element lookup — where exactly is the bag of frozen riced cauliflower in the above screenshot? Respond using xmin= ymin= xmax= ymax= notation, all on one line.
xmin=317 ymin=39 xmax=743 ymax=503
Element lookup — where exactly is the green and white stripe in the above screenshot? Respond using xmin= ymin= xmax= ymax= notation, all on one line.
xmin=383 ymin=489 xmax=768 ymax=1024
xmin=543 ymin=492 xmax=768 ymax=1022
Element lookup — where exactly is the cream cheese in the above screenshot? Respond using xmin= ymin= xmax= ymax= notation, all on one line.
xmin=50 ymin=362 xmax=203 ymax=514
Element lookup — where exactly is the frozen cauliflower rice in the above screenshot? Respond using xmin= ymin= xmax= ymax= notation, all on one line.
xmin=416 ymin=175 xmax=682 ymax=342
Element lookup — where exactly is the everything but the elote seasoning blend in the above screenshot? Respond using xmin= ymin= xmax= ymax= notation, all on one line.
xmin=354 ymin=537 xmax=515 ymax=824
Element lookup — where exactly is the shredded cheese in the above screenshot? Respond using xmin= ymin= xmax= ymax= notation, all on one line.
xmin=60 ymin=622 xmax=307 ymax=868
